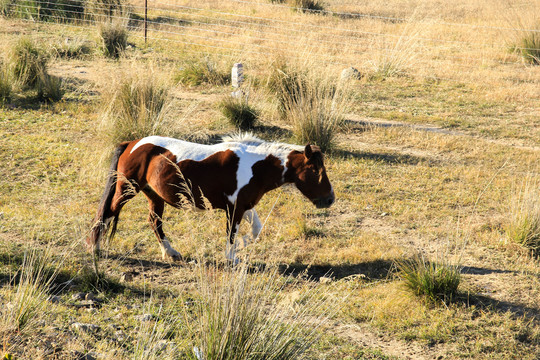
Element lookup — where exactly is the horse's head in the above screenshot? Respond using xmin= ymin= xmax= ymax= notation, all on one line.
xmin=288 ymin=145 xmax=335 ymax=209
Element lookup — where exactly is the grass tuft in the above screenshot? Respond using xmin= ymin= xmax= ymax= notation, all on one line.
xmin=98 ymin=20 xmax=128 ymax=59
xmin=36 ymin=72 xmax=64 ymax=102
xmin=516 ymin=29 xmax=540 ymax=65
xmin=52 ymin=38 xmax=94 ymax=59
xmin=185 ymin=261 xmax=337 ymax=360
xmin=100 ymin=71 xmax=170 ymax=145
xmin=0 ymin=247 xmax=59 ymax=336
xmin=395 ymin=254 xmax=461 ymax=304
xmin=506 ymin=179 xmax=540 ymax=255
xmin=8 ymin=36 xmax=48 ymax=88
xmin=175 ymin=57 xmax=229 ymax=87
xmin=219 ymin=94 xmax=259 ymax=130
xmin=0 ymin=64 xmax=12 ymax=103
xmin=267 ymin=60 xmax=348 ymax=152
xmin=291 ymin=0 xmax=325 ymax=13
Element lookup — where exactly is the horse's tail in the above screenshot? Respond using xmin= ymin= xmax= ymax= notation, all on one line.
xmin=86 ymin=142 xmax=130 ymax=250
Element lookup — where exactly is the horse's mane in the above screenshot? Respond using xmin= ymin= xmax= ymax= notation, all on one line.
xmin=221 ymin=132 xmax=304 ymax=155
xmin=221 ymin=132 xmax=265 ymax=145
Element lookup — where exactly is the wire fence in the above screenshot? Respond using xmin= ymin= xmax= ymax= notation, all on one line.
xmin=4 ymin=0 xmax=540 ymax=86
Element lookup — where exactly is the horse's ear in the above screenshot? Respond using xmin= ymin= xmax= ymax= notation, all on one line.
xmin=304 ymin=144 xmax=313 ymax=160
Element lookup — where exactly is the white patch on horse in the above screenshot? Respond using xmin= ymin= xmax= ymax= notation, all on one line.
xmin=243 ymin=209 xmax=262 ymax=239
xmin=131 ymin=136 xmax=229 ymax=161
xmin=159 ymin=238 xmax=181 ymax=260
xmin=224 ymin=138 xmax=302 ymax=204
xmin=225 ymin=241 xmax=239 ymax=264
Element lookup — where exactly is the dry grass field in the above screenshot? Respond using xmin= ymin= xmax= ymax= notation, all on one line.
xmin=0 ymin=0 xmax=539 ymax=359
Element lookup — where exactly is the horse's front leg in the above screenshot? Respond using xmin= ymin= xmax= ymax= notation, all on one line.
xmin=143 ymin=188 xmax=182 ymax=261
xmin=242 ymin=209 xmax=262 ymax=248
xmin=225 ymin=208 xmax=244 ymax=265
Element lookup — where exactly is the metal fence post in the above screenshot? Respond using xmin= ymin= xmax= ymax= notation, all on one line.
xmin=144 ymin=0 xmax=148 ymax=44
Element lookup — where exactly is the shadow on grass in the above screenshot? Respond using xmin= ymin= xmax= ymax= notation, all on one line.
xmin=330 ymin=148 xmax=432 ymax=166
xmin=455 ymin=291 xmax=540 ymax=321
xmin=458 ymin=265 xmax=540 ymax=320
xmin=276 ymin=259 xmax=395 ymax=281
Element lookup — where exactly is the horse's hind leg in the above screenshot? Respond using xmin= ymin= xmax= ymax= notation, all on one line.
xmin=143 ymin=187 xmax=182 ymax=261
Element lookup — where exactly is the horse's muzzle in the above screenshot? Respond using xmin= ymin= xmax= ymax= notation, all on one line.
xmin=313 ymin=192 xmax=335 ymax=209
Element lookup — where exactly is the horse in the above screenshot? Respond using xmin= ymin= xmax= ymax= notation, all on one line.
xmin=86 ymin=133 xmax=335 ymax=263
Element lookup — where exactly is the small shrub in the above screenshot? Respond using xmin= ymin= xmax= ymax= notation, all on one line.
xmin=0 ymin=65 xmax=12 ymax=103
xmin=506 ymin=180 xmax=540 ymax=254
xmin=290 ymin=0 xmax=325 ymax=13
xmin=101 ymin=73 xmax=170 ymax=144
xmin=219 ymin=94 xmax=258 ymax=130
xmin=36 ymin=72 xmax=64 ymax=102
xmin=395 ymin=255 xmax=461 ymax=303
xmin=515 ymin=30 xmax=540 ymax=65
xmin=175 ymin=57 xmax=229 ymax=86
xmin=98 ymin=20 xmax=128 ymax=59
xmin=8 ymin=37 xmax=48 ymax=88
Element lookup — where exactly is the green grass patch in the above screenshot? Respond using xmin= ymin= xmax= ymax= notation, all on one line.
xmin=395 ymin=255 xmax=461 ymax=304
xmin=219 ymin=94 xmax=258 ymax=130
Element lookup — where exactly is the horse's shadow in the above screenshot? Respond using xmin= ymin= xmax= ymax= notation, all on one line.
xmin=275 ymin=259 xmax=394 ymax=281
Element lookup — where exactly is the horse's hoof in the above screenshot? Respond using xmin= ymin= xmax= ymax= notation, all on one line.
xmin=162 ymin=253 xmax=183 ymax=262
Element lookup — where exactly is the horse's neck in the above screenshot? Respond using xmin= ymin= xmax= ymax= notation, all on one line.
xmin=282 ymin=151 xmax=304 ymax=185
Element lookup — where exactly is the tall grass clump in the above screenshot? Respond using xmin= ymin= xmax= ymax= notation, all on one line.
xmin=291 ymin=0 xmax=325 ymax=13
xmin=99 ymin=20 xmax=128 ymax=59
xmin=0 ymin=247 xmax=59 ymax=337
xmin=100 ymin=72 xmax=170 ymax=145
xmin=267 ymin=60 xmax=348 ymax=152
xmin=219 ymin=94 xmax=259 ymax=130
xmin=36 ymin=72 xmax=64 ymax=102
xmin=506 ymin=179 xmax=540 ymax=255
xmin=86 ymin=0 xmax=124 ymax=19
xmin=503 ymin=2 xmax=540 ymax=65
xmin=515 ymin=28 xmax=540 ymax=65
xmin=8 ymin=36 xmax=48 ymax=88
xmin=369 ymin=20 xmax=423 ymax=78
xmin=185 ymin=261 xmax=339 ymax=360
xmin=0 ymin=0 xmax=13 ymax=16
xmin=0 ymin=64 xmax=13 ymax=103
xmin=175 ymin=57 xmax=229 ymax=87
xmin=395 ymin=254 xmax=461 ymax=303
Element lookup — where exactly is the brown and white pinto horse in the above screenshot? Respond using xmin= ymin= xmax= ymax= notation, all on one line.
xmin=86 ymin=133 xmax=334 ymax=263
